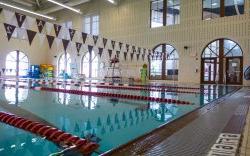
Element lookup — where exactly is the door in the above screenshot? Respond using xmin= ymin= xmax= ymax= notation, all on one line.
xmin=226 ymin=57 xmax=243 ymax=85
xmin=201 ymin=58 xmax=217 ymax=84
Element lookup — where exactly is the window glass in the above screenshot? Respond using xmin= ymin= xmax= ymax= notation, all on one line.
xmin=224 ymin=40 xmax=242 ymax=57
xmin=202 ymin=40 xmax=219 ymax=58
xmin=203 ymin=0 xmax=244 ymax=20
xmin=151 ymin=0 xmax=164 ymax=28
xmin=150 ymin=44 xmax=179 ymax=80
xmin=92 ymin=15 xmax=99 ymax=35
xmin=167 ymin=0 xmax=180 ymax=25
xmin=83 ymin=15 xmax=99 ymax=35
xmin=81 ymin=52 xmax=99 ymax=78
xmin=224 ymin=0 xmax=244 ymax=16
xmin=203 ymin=0 xmax=220 ymax=20
xmin=58 ymin=53 xmax=71 ymax=76
xmin=5 ymin=51 xmax=29 ymax=76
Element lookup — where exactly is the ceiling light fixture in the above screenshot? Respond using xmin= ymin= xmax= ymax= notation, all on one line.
xmin=47 ymin=0 xmax=82 ymax=14
xmin=107 ymin=0 xmax=117 ymax=4
xmin=0 ymin=2 xmax=56 ymax=20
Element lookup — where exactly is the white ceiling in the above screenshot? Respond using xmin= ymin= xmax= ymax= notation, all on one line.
xmin=0 ymin=0 xmax=92 ymax=14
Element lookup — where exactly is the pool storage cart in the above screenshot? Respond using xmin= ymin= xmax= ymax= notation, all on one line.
xmin=28 ymin=65 xmax=40 ymax=78
xmin=0 ymin=111 xmax=99 ymax=155
xmin=40 ymin=64 xmax=54 ymax=78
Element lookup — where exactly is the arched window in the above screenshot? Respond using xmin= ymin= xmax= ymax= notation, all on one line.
xmin=81 ymin=51 xmax=99 ymax=78
xmin=5 ymin=51 xmax=29 ymax=77
xmin=201 ymin=39 xmax=243 ymax=84
xmin=150 ymin=44 xmax=179 ymax=80
xmin=58 ymin=53 xmax=71 ymax=76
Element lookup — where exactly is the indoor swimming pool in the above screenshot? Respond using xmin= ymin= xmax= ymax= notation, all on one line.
xmin=0 ymin=81 xmax=239 ymax=155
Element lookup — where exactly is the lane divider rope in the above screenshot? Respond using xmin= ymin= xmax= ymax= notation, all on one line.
xmin=0 ymin=111 xmax=99 ymax=155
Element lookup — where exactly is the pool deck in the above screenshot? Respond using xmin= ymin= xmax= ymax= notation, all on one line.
xmin=103 ymin=87 xmax=250 ymax=156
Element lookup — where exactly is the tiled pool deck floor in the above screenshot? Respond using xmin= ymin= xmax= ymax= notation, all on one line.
xmin=104 ymin=87 xmax=250 ymax=156
xmin=240 ymin=96 xmax=250 ymax=156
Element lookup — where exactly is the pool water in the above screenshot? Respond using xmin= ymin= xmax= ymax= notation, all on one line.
xmin=0 ymin=108 xmax=61 ymax=156
xmin=0 ymin=83 xmax=238 ymax=155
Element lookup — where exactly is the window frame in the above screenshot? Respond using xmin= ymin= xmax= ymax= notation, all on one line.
xmin=150 ymin=0 xmax=180 ymax=28
xmin=5 ymin=50 xmax=29 ymax=77
xmin=202 ymin=0 xmax=245 ymax=20
xmin=81 ymin=51 xmax=100 ymax=78
xmin=83 ymin=14 xmax=100 ymax=35
xmin=149 ymin=44 xmax=179 ymax=80
xmin=57 ymin=53 xmax=72 ymax=76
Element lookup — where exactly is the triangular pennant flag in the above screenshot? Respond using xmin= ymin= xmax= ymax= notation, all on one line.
xmin=82 ymin=32 xmax=88 ymax=44
xmin=103 ymin=38 xmax=107 ymax=48
xmin=142 ymin=54 xmax=145 ymax=61
xmin=55 ymin=38 xmax=61 ymax=49
xmin=36 ymin=19 xmax=46 ymax=33
xmin=132 ymin=46 xmax=136 ymax=53
xmin=3 ymin=10 xmax=15 ymax=24
xmin=130 ymin=53 xmax=134 ymax=61
xmin=62 ymin=39 xmax=70 ymax=51
xmin=111 ymin=40 xmax=116 ymax=49
xmin=126 ymin=44 xmax=130 ymax=52
xmin=108 ymin=49 xmax=113 ymax=58
xmin=124 ymin=52 xmax=128 ymax=61
xmin=26 ymin=16 xmax=35 ymax=29
xmin=17 ymin=28 xmax=26 ymax=40
xmin=38 ymin=33 xmax=46 ymax=46
xmin=93 ymin=35 xmax=98 ymax=45
xmin=15 ymin=12 xmax=26 ymax=27
xmin=116 ymin=51 xmax=120 ymax=58
xmin=4 ymin=23 xmax=16 ymax=41
xmin=88 ymin=45 xmax=93 ymax=53
xmin=54 ymin=24 xmax=62 ymax=37
xmin=119 ymin=42 xmax=123 ymax=50
xmin=46 ymin=23 xmax=53 ymax=34
xmin=46 ymin=35 xmax=55 ymax=49
xmin=98 ymin=48 xmax=103 ymax=57
xmin=138 ymin=47 xmax=141 ymax=54
xmin=75 ymin=42 xmax=82 ymax=53
xmin=136 ymin=53 xmax=140 ymax=61
xmin=69 ymin=29 xmax=76 ymax=41
xmin=26 ymin=29 xmax=37 ymax=45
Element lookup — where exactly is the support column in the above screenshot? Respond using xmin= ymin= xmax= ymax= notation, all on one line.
xmin=89 ymin=51 xmax=92 ymax=78
xmin=162 ymin=45 xmax=166 ymax=80
xmin=16 ymin=50 xmax=20 ymax=77
xmin=218 ymin=39 xmax=224 ymax=84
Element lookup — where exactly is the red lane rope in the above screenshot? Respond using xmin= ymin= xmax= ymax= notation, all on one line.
xmin=82 ymin=84 xmax=201 ymax=94
xmin=0 ymin=112 xmax=99 ymax=155
xmin=39 ymin=87 xmax=192 ymax=105
xmin=37 ymin=82 xmax=200 ymax=95
xmin=2 ymin=78 xmax=200 ymax=90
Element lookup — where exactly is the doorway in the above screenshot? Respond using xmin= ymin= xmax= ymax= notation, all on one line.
xmin=201 ymin=39 xmax=243 ymax=85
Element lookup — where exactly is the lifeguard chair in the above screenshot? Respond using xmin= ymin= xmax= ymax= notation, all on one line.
xmin=104 ymin=55 xmax=122 ymax=83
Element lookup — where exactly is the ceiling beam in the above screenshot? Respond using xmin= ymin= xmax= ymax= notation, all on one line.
xmin=40 ymin=0 xmax=90 ymax=14
xmin=11 ymin=0 xmax=34 ymax=7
